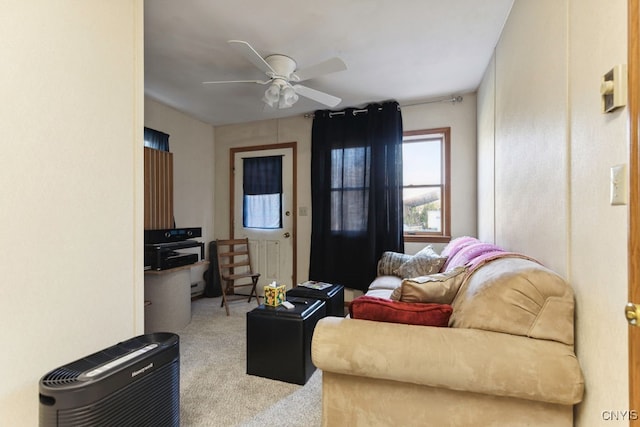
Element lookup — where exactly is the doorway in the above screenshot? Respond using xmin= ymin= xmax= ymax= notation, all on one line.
xmin=230 ymin=142 xmax=297 ymax=293
xmin=629 ymin=0 xmax=640 ymax=417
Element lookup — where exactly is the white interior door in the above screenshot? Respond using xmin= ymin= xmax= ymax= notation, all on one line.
xmin=233 ymin=147 xmax=294 ymax=294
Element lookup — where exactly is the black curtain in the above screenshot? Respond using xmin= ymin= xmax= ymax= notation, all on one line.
xmin=243 ymin=156 xmax=283 ymax=195
xmin=309 ymin=101 xmax=404 ymax=292
xmin=243 ymin=156 xmax=283 ymax=228
xmin=144 ymin=127 xmax=170 ymax=151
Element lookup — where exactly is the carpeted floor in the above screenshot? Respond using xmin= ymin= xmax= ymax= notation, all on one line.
xmin=177 ymin=296 xmax=322 ymax=427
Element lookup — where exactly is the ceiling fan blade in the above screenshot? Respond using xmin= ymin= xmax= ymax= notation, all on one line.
xmin=202 ymin=79 xmax=269 ymax=85
xmin=228 ymin=40 xmax=276 ymax=76
xmin=292 ymin=57 xmax=347 ymax=82
xmin=293 ymin=84 xmax=341 ymax=107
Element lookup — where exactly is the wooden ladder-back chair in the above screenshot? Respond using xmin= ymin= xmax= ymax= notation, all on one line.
xmin=216 ymin=238 xmax=260 ymax=316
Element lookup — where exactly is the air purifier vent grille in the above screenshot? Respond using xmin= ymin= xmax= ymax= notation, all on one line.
xmin=56 ymin=361 xmax=179 ymax=426
xmin=41 ymin=367 xmax=82 ymax=386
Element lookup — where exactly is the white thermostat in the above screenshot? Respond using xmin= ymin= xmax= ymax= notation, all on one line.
xmin=601 ymin=64 xmax=627 ymax=113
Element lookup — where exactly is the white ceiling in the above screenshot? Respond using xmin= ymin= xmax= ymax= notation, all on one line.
xmin=144 ymin=0 xmax=514 ymax=127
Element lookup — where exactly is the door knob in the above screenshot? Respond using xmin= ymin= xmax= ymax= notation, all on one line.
xmin=625 ymin=302 xmax=640 ymax=326
xmin=283 ymin=232 xmax=290 ymax=238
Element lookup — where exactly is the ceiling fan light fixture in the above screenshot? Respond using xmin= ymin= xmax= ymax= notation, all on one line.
xmin=279 ymin=85 xmax=298 ymax=109
xmin=262 ymin=96 xmax=276 ymax=108
xmin=263 ymin=80 xmax=299 ymax=109
xmin=263 ymin=82 xmax=281 ymax=106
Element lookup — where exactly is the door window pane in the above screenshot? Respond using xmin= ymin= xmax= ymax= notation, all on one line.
xmin=243 ymin=194 xmax=282 ymax=229
xmin=243 ymin=156 xmax=283 ymax=229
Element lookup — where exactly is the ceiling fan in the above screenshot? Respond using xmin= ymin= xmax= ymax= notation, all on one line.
xmin=203 ymin=40 xmax=347 ymax=109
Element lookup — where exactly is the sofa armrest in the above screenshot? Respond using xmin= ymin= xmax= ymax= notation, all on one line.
xmin=311 ymin=317 xmax=584 ymax=405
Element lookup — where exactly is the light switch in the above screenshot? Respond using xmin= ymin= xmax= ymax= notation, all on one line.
xmin=610 ymin=164 xmax=627 ymax=206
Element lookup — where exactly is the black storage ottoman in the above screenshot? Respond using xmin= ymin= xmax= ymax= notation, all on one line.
xmin=286 ymin=283 xmax=345 ymax=317
xmin=246 ymin=297 xmax=325 ymax=385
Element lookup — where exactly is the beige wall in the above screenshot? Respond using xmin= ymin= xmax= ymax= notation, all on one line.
xmin=570 ymin=0 xmax=629 ymax=423
xmin=477 ymin=0 xmax=629 ymax=424
xmin=496 ymin=0 xmax=570 ymax=275
xmin=145 ymin=97 xmax=216 ymax=284
xmin=0 ymin=1 xmax=144 ymax=425
xmin=477 ymin=57 xmax=496 ymax=243
xmin=402 ymin=94 xmax=478 ymax=254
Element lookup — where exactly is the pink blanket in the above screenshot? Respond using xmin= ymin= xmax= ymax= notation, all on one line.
xmin=440 ymin=237 xmax=541 ymax=278
xmin=443 ymin=241 xmax=503 ymax=272
xmin=464 ymin=250 xmax=540 ymax=274
xmin=440 ymin=236 xmax=479 ymax=259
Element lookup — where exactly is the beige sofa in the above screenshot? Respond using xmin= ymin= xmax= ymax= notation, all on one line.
xmin=311 ymin=241 xmax=584 ymax=426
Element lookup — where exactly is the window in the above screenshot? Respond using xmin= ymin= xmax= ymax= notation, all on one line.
xmin=402 ymin=127 xmax=451 ymax=243
xmin=144 ymin=127 xmax=170 ymax=151
xmin=330 ymin=147 xmax=370 ymax=233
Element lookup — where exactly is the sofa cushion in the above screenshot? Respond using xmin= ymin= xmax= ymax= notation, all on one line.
xmin=449 ymin=257 xmax=575 ymax=345
xmin=368 ymin=275 xmax=402 ymax=291
xmin=394 ymin=246 xmax=446 ymax=278
xmin=312 ymin=317 xmax=585 ymax=406
xmin=365 ymin=288 xmax=395 ymax=299
xmin=377 ymin=251 xmax=412 ymax=276
xmin=390 ymin=266 xmax=468 ymax=304
xmin=349 ymin=296 xmax=452 ymax=327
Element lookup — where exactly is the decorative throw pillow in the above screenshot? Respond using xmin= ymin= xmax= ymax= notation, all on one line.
xmin=390 ymin=266 xmax=468 ymax=304
xmin=377 ymin=251 xmax=412 ymax=276
xmin=349 ymin=296 xmax=452 ymax=327
xmin=394 ymin=246 xmax=446 ymax=278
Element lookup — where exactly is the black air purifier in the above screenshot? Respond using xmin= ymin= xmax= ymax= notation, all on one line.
xmin=39 ymin=333 xmax=179 ymax=427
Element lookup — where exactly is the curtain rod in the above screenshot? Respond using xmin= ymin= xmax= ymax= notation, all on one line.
xmin=303 ymin=95 xmax=463 ymax=119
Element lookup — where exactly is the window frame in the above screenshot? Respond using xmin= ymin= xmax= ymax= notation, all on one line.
xmin=402 ymin=127 xmax=451 ymax=244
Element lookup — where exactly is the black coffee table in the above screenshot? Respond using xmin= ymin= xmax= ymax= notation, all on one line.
xmin=286 ymin=283 xmax=345 ymax=317
xmin=246 ymin=297 xmax=325 ymax=385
